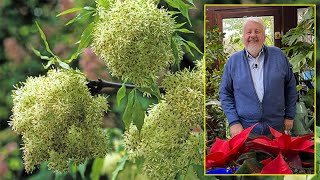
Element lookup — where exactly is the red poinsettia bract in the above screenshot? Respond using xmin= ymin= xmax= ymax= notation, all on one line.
xmin=206 ymin=124 xmax=256 ymax=170
xmin=261 ymin=153 xmax=293 ymax=174
xmin=248 ymin=126 xmax=314 ymax=156
xmin=260 ymin=157 xmax=272 ymax=166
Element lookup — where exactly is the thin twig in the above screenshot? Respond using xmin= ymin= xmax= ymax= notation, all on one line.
xmin=87 ymin=79 xmax=165 ymax=95
xmin=88 ymin=79 xmax=136 ymax=89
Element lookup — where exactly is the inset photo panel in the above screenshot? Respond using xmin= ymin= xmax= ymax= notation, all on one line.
xmin=204 ymin=4 xmax=316 ymax=175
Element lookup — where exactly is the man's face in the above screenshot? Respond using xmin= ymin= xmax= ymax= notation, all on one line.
xmin=243 ymin=21 xmax=265 ymax=56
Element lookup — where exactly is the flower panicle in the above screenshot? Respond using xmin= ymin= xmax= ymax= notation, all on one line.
xmin=124 ymin=61 xmax=204 ymax=179
xmin=92 ymin=0 xmax=182 ymax=89
xmin=9 ymin=69 xmax=109 ymax=173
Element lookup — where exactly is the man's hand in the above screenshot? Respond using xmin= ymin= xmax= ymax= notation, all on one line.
xmin=230 ymin=123 xmax=244 ymax=138
xmin=284 ymin=118 xmax=294 ymax=130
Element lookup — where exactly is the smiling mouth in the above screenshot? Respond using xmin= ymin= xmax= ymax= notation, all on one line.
xmin=248 ymin=39 xmax=258 ymax=42
xmin=248 ymin=40 xmax=258 ymax=43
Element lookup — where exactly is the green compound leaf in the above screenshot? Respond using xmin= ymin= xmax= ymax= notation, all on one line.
xmin=181 ymin=41 xmax=194 ymax=57
xmin=56 ymin=7 xmax=83 ymax=17
xmin=138 ymin=83 xmax=162 ymax=102
xmin=35 ymin=21 xmax=56 ymax=57
xmin=150 ymin=83 xmax=161 ymax=101
xmin=69 ymin=162 xmax=77 ymax=177
xmin=43 ymin=59 xmax=55 ymax=69
xmin=112 ymin=154 xmax=128 ymax=180
xmin=83 ymin=6 xmax=95 ymax=11
xmin=169 ymin=11 xmax=181 ymax=16
xmin=68 ymin=22 xmax=95 ymax=63
xmin=164 ymin=0 xmax=179 ymax=8
xmin=90 ymin=158 xmax=104 ymax=180
xmin=185 ymin=40 xmax=203 ymax=55
xmin=175 ymin=171 xmax=183 ymax=180
xmin=57 ymin=60 xmax=70 ymax=70
xmin=175 ymin=22 xmax=187 ymax=29
xmin=165 ymin=0 xmax=193 ymax=26
xmin=77 ymin=21 xmax=94 ymax=51
xmin=116 ymin=81 xmax=127 ymax=106
xmin=175 ymin=28 xmax=194 ymax=33
xmin=176 ymin=35 xmax=194 ymax=57
xmin=78 ymin=162 xmax=87 ymax=180
xmin=29 ymin=162 xmax=52 ymax=180
xmin=135 ymin=156 xmax=144 ymax=174
xmin=31 ymin=47 xmax=52 ymax=61
xmin=132 ymin=93 xmax=145 ymax=132
xmin=183 ymin=164 xmax=200 ymax=180
xmin=177 ymin=35 xmax=203 ymax=57
xmin=186 ymin=0 xmax=195 ymax=7
xmin=176 ymin=1 xmax=192 ymax=26
xmin=65 ymin=10 xmax=94 ymax=26
xmin=192 ymin=164 xmax=214 ymax=180
xmin=54 ymin=172 xmax=66 ymax=180
xmin=123 ymin=89 xmax=135 ymax=129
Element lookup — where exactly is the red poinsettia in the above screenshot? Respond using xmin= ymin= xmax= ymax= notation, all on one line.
xmin=260 ymin=157 xmax=272 ymax=166
xmin=248 ymin=126 xmax=314 ymax=156
xmin=260 ymin=153 xmax=293 ymax=174
xmin=206 ymin=124 xmax=256 ymax=169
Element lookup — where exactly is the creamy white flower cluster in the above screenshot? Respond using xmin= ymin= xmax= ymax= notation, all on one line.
xmin=9 ymin=69 xmax=109 ymax=173
xmin=92 ymin=0 xmax=182 ymax=88
xmin=124 ymin=61 xmax=204 ymax=179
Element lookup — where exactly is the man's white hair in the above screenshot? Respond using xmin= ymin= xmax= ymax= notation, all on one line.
xmin=242 ymin=17 xmax=266 ymax=35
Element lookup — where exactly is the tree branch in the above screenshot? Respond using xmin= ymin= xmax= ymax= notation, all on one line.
xmin=87 ymin=79 xmax=165 ymax=95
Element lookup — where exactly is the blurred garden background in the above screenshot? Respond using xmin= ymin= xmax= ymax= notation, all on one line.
xmin=0 ymin=0 xmax=319 ymax=180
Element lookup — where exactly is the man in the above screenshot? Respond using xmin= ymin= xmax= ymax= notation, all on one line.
xmin=219 ymin=17 xmax=297 ymax=137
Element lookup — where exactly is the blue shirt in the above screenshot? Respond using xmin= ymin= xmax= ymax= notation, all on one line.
xmin=246 ymin=49 xmax=264 ymax=102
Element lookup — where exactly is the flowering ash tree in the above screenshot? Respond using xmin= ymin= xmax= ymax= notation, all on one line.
xmin=9 ymin=0 xmax=205 ymax=179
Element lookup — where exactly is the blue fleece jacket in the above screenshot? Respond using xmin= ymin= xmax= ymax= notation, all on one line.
xmin=219 ymin=46 xmax=297 ymax=135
